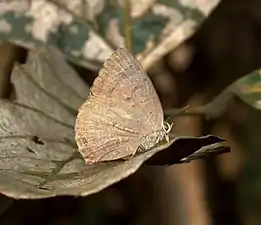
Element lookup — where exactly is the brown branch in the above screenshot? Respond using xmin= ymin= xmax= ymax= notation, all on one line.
xmin=123 ymin=0 xmax=132 ymax=51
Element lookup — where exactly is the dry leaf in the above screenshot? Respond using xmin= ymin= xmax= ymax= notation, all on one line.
xmin=0 ymin=46 xmax=229 ymax=199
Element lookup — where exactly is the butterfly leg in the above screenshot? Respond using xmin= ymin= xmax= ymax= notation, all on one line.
xmin=123 ymin=146 xmax=144 ymax=161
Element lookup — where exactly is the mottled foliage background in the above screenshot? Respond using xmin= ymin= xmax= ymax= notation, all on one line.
xmin=0 ymin=0 xmax=261 ymax=225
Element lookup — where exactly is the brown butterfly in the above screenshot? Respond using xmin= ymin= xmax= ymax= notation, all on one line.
xmin=75 ymin=48 xmax=172 ymax=165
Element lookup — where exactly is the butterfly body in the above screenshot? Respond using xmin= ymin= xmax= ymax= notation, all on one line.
xmin=140 ymin=122 xmax=171 ymax=151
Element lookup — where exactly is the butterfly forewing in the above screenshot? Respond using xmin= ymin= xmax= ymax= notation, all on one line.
xmin=75 ymin=48 xmax=164 ymax=164
xmin=91 ymin=48 xmax=164 ymax=131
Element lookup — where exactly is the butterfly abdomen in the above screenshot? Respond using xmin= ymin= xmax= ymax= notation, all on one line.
xmin=139 ymin=128 xmax=167 ymax=151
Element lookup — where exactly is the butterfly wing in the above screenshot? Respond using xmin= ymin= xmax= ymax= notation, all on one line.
xmin=75 ymin=48 xmax=164 ymax=164
xmin=91 ymin=48 xmax=164 ymax=131
xmin=75 ymin=96 xmax=148 ymax=164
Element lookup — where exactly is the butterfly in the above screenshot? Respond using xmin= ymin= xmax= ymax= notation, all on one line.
xmin=75 ymin=48 xmax=172 ymax=165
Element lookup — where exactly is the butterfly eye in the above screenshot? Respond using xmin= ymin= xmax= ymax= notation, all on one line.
xmin=163 ymin=121 xmax=172 ymax=133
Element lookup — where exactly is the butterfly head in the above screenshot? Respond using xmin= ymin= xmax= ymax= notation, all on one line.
xmin=139 ymin=121 xmax=172 ymax=151
xmin=162 ymin=121 xmax=173 ymax=143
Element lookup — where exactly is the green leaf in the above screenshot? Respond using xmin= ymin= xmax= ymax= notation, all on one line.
xmin=0 ymin=0 xmax=220 ymax=70
xmin=233 ymin=69 xmax=261 ymax=110
xmin=0 ymin=0 xmax=112 ymax=69
xmin=96 ymin=0 xmax=168 ymax=54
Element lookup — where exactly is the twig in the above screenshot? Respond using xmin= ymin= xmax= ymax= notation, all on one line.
xmin=123 ymin=0 xmax=132 ymax=51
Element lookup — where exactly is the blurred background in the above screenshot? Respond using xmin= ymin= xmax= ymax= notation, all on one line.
xmin=1 ymin=0 xmax=261 ymax=225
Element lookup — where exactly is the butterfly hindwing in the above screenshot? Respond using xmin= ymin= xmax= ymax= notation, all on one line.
xmin=91 ymin=48 xmax=164 ymax=131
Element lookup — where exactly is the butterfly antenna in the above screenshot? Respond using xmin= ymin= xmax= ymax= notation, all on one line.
xmin=165 ymin=105 xmax=190 ymax=123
